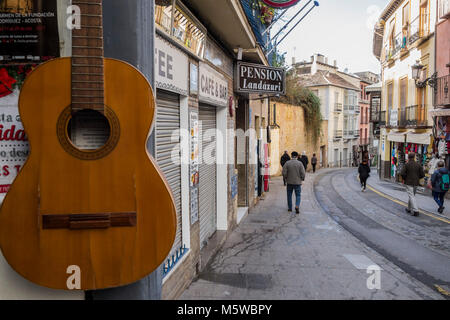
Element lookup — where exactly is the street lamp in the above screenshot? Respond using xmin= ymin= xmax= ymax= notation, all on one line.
xmin=411 ymin=60 xmax=437 ymax=90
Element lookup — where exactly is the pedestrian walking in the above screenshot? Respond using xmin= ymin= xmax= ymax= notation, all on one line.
xmin=311 ymin=153 xmax=318 ymax=173
xmin=282 ymin=151 xmax=305 ymax=214
xmin=430 ymin=160 xmax=449 ymax=214
xmin=280 ymin=151 xmax=290 ymax=186
xmin=400 ymin=152 xmax=425 ymax=216
xmin=358 ymin=158 xmax=370 ymax=192
xmin=299 ymin=151 xmax=309 ymax=172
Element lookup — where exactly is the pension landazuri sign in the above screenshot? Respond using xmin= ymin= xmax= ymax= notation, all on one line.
xmin=236 ymin=62 xmax=285 ymax=95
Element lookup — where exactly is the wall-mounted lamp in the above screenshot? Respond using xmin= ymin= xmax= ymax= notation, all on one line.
xmin=411 ymin=60 xmax=437 ymax=90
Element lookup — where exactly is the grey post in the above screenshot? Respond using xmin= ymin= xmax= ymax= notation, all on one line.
xmin=87 ymin=0 xmax=160 ymax=300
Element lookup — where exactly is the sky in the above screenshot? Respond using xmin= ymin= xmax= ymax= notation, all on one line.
xmin=273 ymin=0 xmax=389 ymax=74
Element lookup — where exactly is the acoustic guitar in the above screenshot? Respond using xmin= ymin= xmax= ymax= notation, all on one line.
xmin=0 ymin=0 xmax=176 ymax=290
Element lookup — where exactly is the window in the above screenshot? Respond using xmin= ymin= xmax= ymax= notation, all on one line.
xmin=400 ymin=77 xmax=408 ymax=109
xmin=419 ymin=0 xmax=429 ymax=37
xmin=155 ymin=3 xmax=206 ymax=57
xmin=387 ymin=82 xmax=394 ymax=110
xmin=402 ymin=2 xmax=410 ymax=26
xmin=389 ymin=19 xmax=396 ymax=50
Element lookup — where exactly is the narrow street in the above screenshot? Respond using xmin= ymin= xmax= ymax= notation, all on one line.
xmin=179 ymin=169 xmax=448 ymax=300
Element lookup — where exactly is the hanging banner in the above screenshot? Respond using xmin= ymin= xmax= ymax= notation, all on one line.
xmin=0 ymin=0 xmax=60 ymax=63
xmin=261 ymin=0 xmax=301 ymax=8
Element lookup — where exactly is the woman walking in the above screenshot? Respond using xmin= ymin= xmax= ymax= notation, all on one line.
xmin=358 ymin=159 xmax=371 ymax=192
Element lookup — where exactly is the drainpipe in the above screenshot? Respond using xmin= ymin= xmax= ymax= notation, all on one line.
xmin=86 ymin=0 xmax=160 ymax=300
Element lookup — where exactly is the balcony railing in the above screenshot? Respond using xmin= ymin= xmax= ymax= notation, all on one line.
xmin=334 ymin=103 xmax=343 ymax=112
xmin=391 ymin=105 xmax=428 ymax=127
xmin=343 ymin=130 xmax=354 ymax=139
xmin=333 ymin=130 xmax=343 ymax=139
xmin=344 ymin=105 xmax=358 ymax=114
xmin=405 ymin=105 xmax=428 ymax=127
xmin=439 ymin=0 xmax=450 ymax=19
xmin=360 ymin=138 xmax=369 ymax=145
xmin=435 ymin=75 xmax=450 ymax=107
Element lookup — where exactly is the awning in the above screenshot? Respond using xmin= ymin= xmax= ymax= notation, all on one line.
xmin=406 ymin=132 xmax=431 ymax=145
xmin=429 ymin=108 xmax=450 ymax=117
xmin=387 ymin=130 xmax=408 ymax=143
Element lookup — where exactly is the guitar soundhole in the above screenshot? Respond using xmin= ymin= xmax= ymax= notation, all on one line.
xmin=57 ymin=106 xmax=120 ymax=160
xmin=68 ymin=109 xmax=110 ymax=151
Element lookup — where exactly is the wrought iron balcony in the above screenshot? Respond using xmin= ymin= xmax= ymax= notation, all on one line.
xmin=439 ymin=0 xmax=450 ymax=19
xmin=333 ymin=130 xmax=343 ymax=139
xmin=334 ymin=103 xmax=343 ymax=112
xmin=344 ymin=104 xmax=358 ymax=114
xmin=343 ymin=130 xmax=354 ymax=139
xmin=435 ymin=75 xmax=450 ymax=107
xmin=360 ymin=138 xmax=369 ymax=146
xmin=394 ymin=105 xmax=428 ymax=128
xmin=355 ymin=105 xmax=360 ymax=113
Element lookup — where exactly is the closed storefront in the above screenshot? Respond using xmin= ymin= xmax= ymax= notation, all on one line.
xmin=197 ymin=61 xmax=229 ymax=249
xmin=198 ymin=105 xmax=217 ymax=248
xmin=155 ymin=34 xmax=189 ymax=275
xmin=156 ymin=90 xmax=182 ymax=255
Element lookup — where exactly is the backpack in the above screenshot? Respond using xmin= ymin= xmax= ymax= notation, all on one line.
xmin=440 ymin=172 xmax=450 ymax=191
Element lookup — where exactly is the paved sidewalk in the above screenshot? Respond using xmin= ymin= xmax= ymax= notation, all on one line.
xmin=179 ymin=170 xmax=442 ymax=300
xmin=366 ymin=169 xmax=450 ymax=218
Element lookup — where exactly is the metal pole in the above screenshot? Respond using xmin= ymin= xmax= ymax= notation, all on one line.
xmin=267 ymin=1 xmax=318 ymax=56
xmin=275 ymin=3 xmax=317 ymax=47
xmin=270 ymin=0 xmax=312 ymax=42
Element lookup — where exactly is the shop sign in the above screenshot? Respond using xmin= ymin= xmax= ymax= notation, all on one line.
xmin=262 ymin=0 xmax=301 ymax=8
xmin=155 ymin=34 xmax=188 ymax=96
xmin=236 ymin=62 xmax=285 ymax=95
xmin=199 ymin=62 xmax=228 ymax=107
xmin=0 ymin=0 xmax=60 ymax=63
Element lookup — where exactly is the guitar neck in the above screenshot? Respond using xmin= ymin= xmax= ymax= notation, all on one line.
xmin=71 ymin=0 xmax=105 ymax=113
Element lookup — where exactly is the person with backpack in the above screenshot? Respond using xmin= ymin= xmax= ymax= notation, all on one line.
xmin=400 ymin=152 xmax=425 ymax=216
xmin=280 ymin=151 xmax=291 ymax=186
xmin=430 ymin=160 xmax=449 ymax=214
xmin=358 ymin=159 xmax=371 ymax=192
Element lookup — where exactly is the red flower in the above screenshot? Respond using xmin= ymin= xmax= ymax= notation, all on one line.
xmin=0 ymin=68 xmax=17 ymax=98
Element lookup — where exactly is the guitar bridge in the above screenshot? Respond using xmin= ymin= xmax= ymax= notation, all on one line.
xmin=42 ymin=212 xmax=136 ymax=230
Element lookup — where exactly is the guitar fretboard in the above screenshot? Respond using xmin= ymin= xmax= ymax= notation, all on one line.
xmin=71 ymin=0 xmax=104 ymax=112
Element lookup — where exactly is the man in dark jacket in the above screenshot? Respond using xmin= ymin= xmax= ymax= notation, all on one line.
xmin=358 ymin=159 xmax=371 ymax=192
xmin=311 ymin=154 xmax=318 ymax=173
xmin=430 ymin=160 xmax=449 ymax=214
xmin=280 ymin=151 xmax=290 ymax=186
xmin=282 ymin=151 xmax=305 ymax=214
xmin=299 ymin=151 xmax=309 ymax=172
xmin=400 ymin=152 xmax=425 ymax=216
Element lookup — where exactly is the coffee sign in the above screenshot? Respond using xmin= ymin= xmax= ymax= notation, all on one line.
xmin=199 ymin=62 xmax=228 ymax=107
xmin=236 ymin=62 xmax=285 ymax=95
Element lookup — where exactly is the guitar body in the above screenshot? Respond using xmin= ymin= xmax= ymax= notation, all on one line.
xmin=0 ymin=57 xmax=177 ymax=290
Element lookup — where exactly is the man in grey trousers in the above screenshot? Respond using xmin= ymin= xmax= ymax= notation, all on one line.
xmin=400 ymin=152 xmax=425 ymax=216
xmin=282 ymin=151 xmax=306 ymax=214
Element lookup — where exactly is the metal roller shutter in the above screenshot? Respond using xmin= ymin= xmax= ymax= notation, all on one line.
xmin=199 ymin=105 xmax=217 ymax=249
xmin=156 ymin=90 xmax=182 ymax=257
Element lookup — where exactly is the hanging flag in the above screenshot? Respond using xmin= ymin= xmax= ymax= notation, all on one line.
xmin=261 ymin=0 xmax=301 ymax=8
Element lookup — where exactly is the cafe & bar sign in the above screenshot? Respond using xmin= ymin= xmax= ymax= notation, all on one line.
xmin=235 ymin=61 xmax=285 ymax=95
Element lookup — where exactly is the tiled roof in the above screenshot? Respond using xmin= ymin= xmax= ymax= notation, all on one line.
xmin=297 ymin=70 xmax=360 ymax=91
